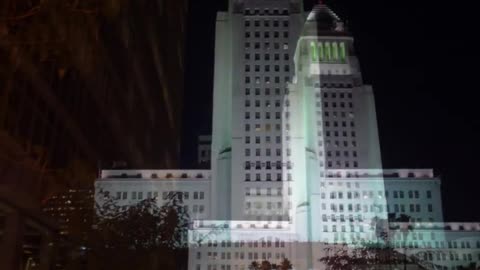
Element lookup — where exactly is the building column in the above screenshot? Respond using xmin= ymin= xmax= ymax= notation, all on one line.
xmin=38 ymin=233 xmax=54 ymax=270
xmin=0 ymin=210 xmax=24 ymax=270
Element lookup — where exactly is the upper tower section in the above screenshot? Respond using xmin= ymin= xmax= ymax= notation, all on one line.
xmin=294 ymin=3 xmax=361 ymax=85
xmin=303 ymin=3 xmax=347 ymax=37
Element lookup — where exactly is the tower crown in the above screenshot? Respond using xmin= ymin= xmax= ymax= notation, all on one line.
xmin=304 ymin=4 xmax=346 ymax=35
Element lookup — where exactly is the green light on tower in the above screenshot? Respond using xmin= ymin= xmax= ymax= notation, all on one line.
xmin=332 ymin=42 xmax=339 ymax=61
xmin=339 ymin=42 xmax=346 ymax=62
xmin=318 ymin=42 xmax=324 ymax=61
xmin=310 ymin=41 xmax=318 ymax=62
xmin=325 ymin=42 xmax=331 ymax=61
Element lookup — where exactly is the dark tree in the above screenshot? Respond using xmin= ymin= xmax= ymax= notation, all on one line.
xmin=249 ymin=258 xmax=293 ymax=270
xmin=320 ymin=242 xmax=407 ymax=270
xmin=65 ymin=192 xmax=190 ymax=270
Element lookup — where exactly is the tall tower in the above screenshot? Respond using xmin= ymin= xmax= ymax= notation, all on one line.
xmin=210 ymin=0 xmax=305 ymax=221
xmin=287 ymin=3 xmax=387 ymax=244
xmin=211 ymin=0 xmax=387 ymax=245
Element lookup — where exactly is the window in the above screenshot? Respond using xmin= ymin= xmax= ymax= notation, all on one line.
xmin=339 ymin=42 xmax=346 ymax=61
xmin=427 ymin=190 xmax=432 ymax=199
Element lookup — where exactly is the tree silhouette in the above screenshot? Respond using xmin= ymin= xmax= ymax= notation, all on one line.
xmin=320 ymin=242 xmax=408 ymax=270
xmin=279 ymin=258 xmax=293 ymax=270
xmin=65 ymin=191 xmax=190 ymax=270
xmin=249 ymin=258 xmax=293 ymax=270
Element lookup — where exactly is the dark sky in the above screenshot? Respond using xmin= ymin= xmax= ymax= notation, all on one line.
xmin=181 ymin=0 xmax=480 ymax=221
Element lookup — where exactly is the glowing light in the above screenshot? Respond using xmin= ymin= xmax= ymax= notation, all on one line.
xmin=310 ymin=41 xmax=318 ymax=61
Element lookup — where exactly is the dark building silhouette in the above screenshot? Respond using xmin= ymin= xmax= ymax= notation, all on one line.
xmin=0 ymin=0 xmax=188 ymax=200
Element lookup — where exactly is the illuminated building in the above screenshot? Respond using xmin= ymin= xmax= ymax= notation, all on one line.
xmin=96 ymin=2 xmax=480 ymax=270
xmin=42 ymin=189 xmax=94 ymax=237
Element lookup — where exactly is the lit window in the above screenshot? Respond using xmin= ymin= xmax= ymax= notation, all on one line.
xmin=325 ymin=42 xmax=331 ymax=61
xmin=332 ymin=42 xmax=339 ymax=60
xmin=339 ymin=42 xmax=346 ymax=61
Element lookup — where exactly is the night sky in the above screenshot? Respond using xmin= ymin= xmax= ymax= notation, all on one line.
xmin=181 ymin=0 xmax=480 ymax=221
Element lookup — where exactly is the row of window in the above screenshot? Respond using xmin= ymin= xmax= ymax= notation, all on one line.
xmin=245 ymin=187 xmax=291 ymax=196
xmin=326 ymin=150 xmax=358 ymax=158
xmin=245 ymin=42 xmax=290 ymax=53
xmin=245 ymin=31 xmax=289 ymax=39
xmin=245 ymin=173 xmax=291 ymax=182
xmin=245 ymin=112 xmax=281 ymax=121
xmin=244 ymin=134 xmax=282 ymax=143
xmin=321 ymin=202 xmax=433 ymax=214
xmin=322 ymin=92 xmax=353 ymax=99
xmin=245 ymin=87 xmax=288 ymax=96
xmin=391 ymin=204 xmax=434 ymax=213
xmin=245 ymin=64 xmax=289 ymax=72
xmin=323 ymin=101 xmax=353 ymax=109
xmin=322 ymin=139 xmax=357 ymax=147
xmin=114 ymin=191 xmax=205 ymax=201
xmin=245 ymin=99 xmax=289 ymax=108
xmin=320 ymin=181 xmax=361 ymax=188
xmin=245 ymin=76 xmax=290 ymax=84
xmin=200 ymin=251 xmax=287 ymax=263
xmin=245 ymin=19 xmax=289 ymax=28
xmin=323 ymin=120 xmax=355 ymax=127
xmin=245 ymin=148 xmax=290 ymax=157
xmin=245 ymin=202 xmax=291 ymax=210
xmin=388 ymin=190 xmax=432 ymax=199
xmin=324 ymin=130 xmax=356 ymax=138
xmin=244 ymin=146 xmax=285 ymax=156
xmin=321 ymin=110 xmax=355 ymax=119
xmin=204 ymin=239 xmax=286 ymax=248
xmin=307 ymin=41 xmax=347 ymax=63
xmin=244 ymin=8 xmax=289 ymax=16
xmin=325 ymin=160 xmax=359 ymax=168
xmin=244 ymin=112 xmax=282 ymax=121
xmin=245 ymin=161 xmax=291 ymax=169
